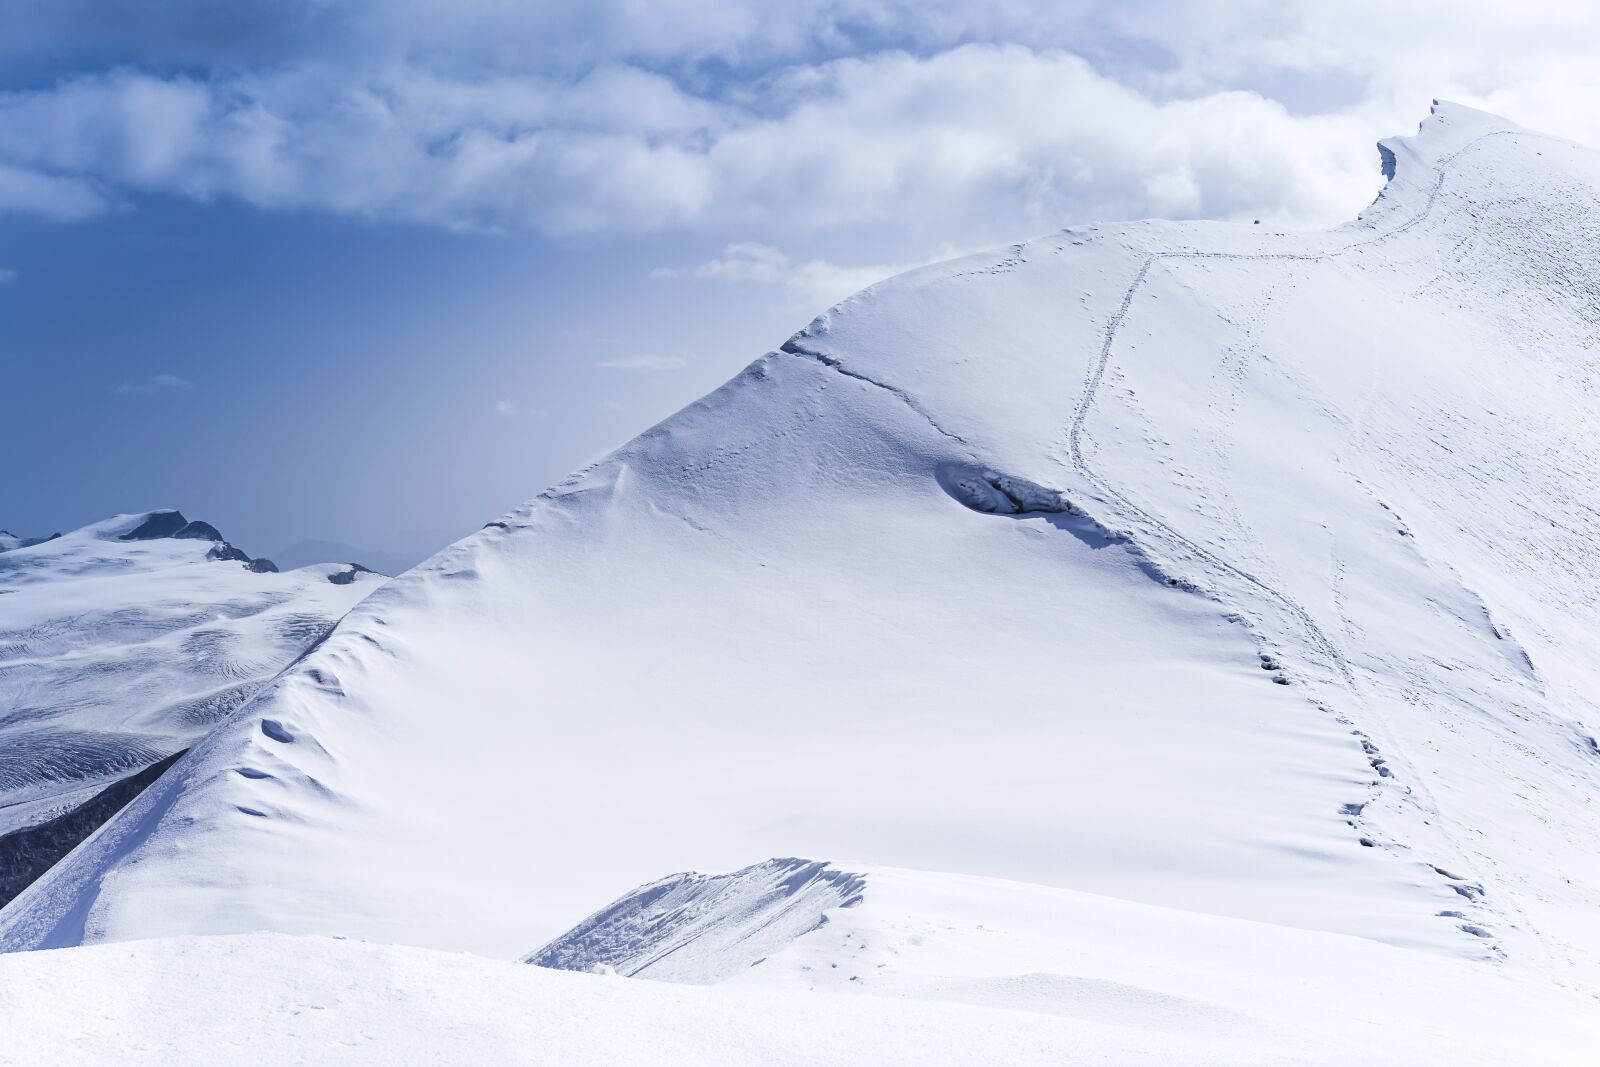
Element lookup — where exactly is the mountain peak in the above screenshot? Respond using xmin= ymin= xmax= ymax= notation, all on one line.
xmin=116 ymin=510 xmax=189 ymax=541
xmin=1367 ymin=99 xmax=1538 ymax=216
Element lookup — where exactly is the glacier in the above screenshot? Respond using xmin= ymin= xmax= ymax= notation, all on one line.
xmin=0 ymin=511 xmax=383 ymax=909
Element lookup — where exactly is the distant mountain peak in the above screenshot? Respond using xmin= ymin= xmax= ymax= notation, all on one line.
xmin=116 ymin=510 xmax=189 ymax=540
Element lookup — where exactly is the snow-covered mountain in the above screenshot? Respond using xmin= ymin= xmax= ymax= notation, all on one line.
xmin=0 ymin=511 xmax=384 ymax=908
xmin=0 ymin=531 xmax=58 ymax=554
xmin=6 ymin=102 xmax=1600 ymax=1062
xmin=269 ymin=537 xmax=427 ymax=581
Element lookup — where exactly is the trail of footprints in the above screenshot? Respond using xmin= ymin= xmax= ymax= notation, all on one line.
xmin=1045 ymin=133 xmax=1545 ymax=956
xmin=947 ymin=462 xmax=1498 ymax=950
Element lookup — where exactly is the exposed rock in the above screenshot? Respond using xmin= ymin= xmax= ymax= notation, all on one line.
xmin=119 ymin=511 xmax=188 ymax=541
xmin=328 ymin=563 xmax=377 ymax=586
xmin=0 ymin=750 xmax=187 ymax=910
xmin=206 ymin=542 xmax=251 ymax=563
xmin=174 ymin=520 xmax=224 ymax=542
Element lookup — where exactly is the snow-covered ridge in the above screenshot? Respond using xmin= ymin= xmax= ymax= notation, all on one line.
xmin=0 ymin=530 xmax=58 ymax=553
xmin=0 ymin=510 xmax=384 ymax=910
xmin=4 ymin=104 xmax=1600 ymax=1064
xmin=526 ymin=857 xmax=865 ymax=982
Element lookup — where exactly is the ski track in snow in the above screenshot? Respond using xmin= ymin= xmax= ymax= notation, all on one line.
xmin=1068 ymin=131 xmax=1529 ymax=685
xmin=1065 ymin=130 xmax=1543 ymax=951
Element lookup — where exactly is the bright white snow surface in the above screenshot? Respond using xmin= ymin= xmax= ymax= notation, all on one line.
xmin=5 ymin=102 xmax=1600 ymax=1057
xmin=3 ymin=870 xmax=1600 ymax=1062
xmin=0 ymin=513 xmax=382 ymax=841
xmin=2 ymin=871 xmax=1595 ymax=1066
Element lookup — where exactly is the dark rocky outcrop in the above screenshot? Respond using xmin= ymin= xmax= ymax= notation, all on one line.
xmin=207 ymin=542 xmax=251 ymax=563
xmin=327 ymin=563 xmax=376 ymax=586
xmin=0 ymin=750 xmax=187 ymax=910
xmin=205 ymin=540 xmax=278 ymax=574
xmin=119 ymin=511 xmax=189 ymax=540
xmin=174 ymin=520 xmax=224 ymax=542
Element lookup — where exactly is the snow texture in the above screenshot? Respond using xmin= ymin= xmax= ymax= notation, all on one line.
xmin=0 ymin=512 xmax=381 ymax=906
xmin=4 ymin=885 xmax=1597 ymax=1065
xmin=526 ymin=857 xmax=865 ymax=982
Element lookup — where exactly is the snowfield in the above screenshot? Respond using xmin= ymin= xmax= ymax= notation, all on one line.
xmin=0 ymin=512 xmax=383 ymax=908
xmin=5 ymin=102 xmax=1600 ymax=1062
xmin=2 ymin=871 xmax=1595 ymax=1066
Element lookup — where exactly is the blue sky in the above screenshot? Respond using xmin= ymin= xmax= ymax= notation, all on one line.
xmin=5 ymin=1 xmax=1599 ymax=568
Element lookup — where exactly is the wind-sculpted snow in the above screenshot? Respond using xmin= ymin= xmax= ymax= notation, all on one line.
xmin=0 ymin=751 xmax=185 ymax=910
xmin=527 ymin=858 xmax=865 ymax=983
xmin=0 ymin=512 xmax=382 ymax=907
xmin=7 ymin=104 xmax=1600 ymax=1055
xmin=7 ymin=871 xmax=1600 ymax=1066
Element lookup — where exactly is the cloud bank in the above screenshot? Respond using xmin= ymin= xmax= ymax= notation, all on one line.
xmin=2 ymin=2 xmax=1599 ymax=243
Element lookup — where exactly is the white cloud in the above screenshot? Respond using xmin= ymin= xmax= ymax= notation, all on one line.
xmin=0 ymin=162 xmax=106 ymax=220
xmin=689 ymin=243 xmax=791 ymax=285
xmin=597 ymin=353 xmax=687 ymax=372
xmin=6 ymin=4 xmax=1600 ymax=236
xmin=0 ymin=53 xmax=1382 ymax=234
xmin=670 ymin=241 xmax=937 ymax=307
xmin=494 ymin=398 xmax=547 ymax=417
xmin=0 ymin=268 xmax=16 ymax=284
xmin=114 ymin=373 xmax=192 ymax=396
xmin=786 ymin=258 xmax=923 ymax=307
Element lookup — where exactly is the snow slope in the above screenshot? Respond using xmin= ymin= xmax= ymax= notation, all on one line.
xmin=716 ymin=864 xmax=1597 ymax=1063
xmin=517 ymin=856 xmax=1597 ymax=1063
xmin=0 ymin=512 xmax=382 ymax=905
xmin=5 ymin=102 xmax=1600 ymax=1040
xmin=4 ymin=876 xmax=1596 ymax=1066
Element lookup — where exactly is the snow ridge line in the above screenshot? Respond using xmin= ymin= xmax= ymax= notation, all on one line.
xmin=1067 ymin=130 xmax=1530 ymax=689
xmin=1064 ymin=131 xmax=1547 ymax=952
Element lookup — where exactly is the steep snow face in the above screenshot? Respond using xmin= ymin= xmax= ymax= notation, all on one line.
xmin=0 ymin=512 xmax=383 ymax=905
xmin=6 ymin=103 xmax=1600 ymax=1001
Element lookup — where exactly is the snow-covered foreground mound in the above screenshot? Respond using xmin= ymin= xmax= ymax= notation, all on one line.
xmin=3 ymin=868 xmax=1594 ymax=1066
xmin=5 ymin=102 xmax=1600 ymax=1053
xmin=0 ymin=512 xmax=382 ymax=907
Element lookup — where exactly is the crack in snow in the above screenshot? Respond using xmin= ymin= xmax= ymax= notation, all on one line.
xmin=781 ymin=339 xmax=971 ymax=446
